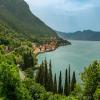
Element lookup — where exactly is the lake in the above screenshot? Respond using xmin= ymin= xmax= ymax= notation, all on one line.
xmin=37 ymin=40 xmax=100 ymax=84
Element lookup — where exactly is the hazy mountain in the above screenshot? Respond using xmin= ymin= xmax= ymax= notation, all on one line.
xmin=0 ymin=0 xmax=58 ymax=42
xmin=57 ymin=30 xmax=100 ymax=41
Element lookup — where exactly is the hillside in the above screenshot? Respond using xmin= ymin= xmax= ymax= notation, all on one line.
xmin=58 ymin=30 xmax=100 ymax=41
xmin=0 ymin=0 xmax=59 ymax=42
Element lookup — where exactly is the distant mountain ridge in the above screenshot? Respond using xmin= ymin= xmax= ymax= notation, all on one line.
xmin=0 ymin=0 xmax=58 ymax=42
xmin=57 ymin=30 xmax=100 ymax=41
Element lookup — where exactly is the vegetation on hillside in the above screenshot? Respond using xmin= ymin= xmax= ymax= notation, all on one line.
xmin=36 ymin=59 xmax=76 ymax=95
xmin=0 ymin=0 xmax=99 ymax=100
xmin=0 ymin=0 xmax=63 ymax=43
xmin=0 ymin=26 xmax=100 ymax=99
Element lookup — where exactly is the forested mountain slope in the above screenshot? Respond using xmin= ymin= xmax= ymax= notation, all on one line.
xmin=58 ymin=30 xmax=100 ymax=41
xmin=0 ymin=0 xmax=58 ymax=42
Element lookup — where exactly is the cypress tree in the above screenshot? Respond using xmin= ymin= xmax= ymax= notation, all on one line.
xmin=64 ymin=69 xmax=68 ymax=96
xmin=29 ymin=51 xmax=34 ymax=67
xmin=58 ymin=70 xmax=63 ymax=94
xmin=53 ymin=73 xmax=57 ymax=94
xmin=68 ymin=64 xmax=71 ymax=94
xmin=61 ymin=85 xmax=63 ymax=94
xmin=40 ymin=61 xmax=45 ymax=85
xmin=47 ymin=60 xmax=53 ymax=91
xmin=71 ymin=71 xmax=76 ymax=91
xmin=36 ymin=64 xmax=42 ymax=83
xmin=23 ymin=52 xmax=28 ymax=68
xmin=38 ymin=61 xmax=45 ymax=85
xmin=44 ymin=58 xmax=48 ymax=90
xmin=68 ymin=64 xmax=70 ymax=85
xmin=23 ymin=51 xmax=34 ymax=68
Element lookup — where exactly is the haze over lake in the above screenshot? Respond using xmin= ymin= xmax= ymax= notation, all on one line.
xmin=38 ymin=40 xmax=100 ymax=83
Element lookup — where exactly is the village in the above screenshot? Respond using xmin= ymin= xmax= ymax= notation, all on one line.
xmin=33 ymin=37 xmax=57 ymax=54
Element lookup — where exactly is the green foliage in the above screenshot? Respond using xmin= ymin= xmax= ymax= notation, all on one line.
xmin=0 ymin=0 xmax=58 ymax=43
xmin=23 ymin=51 xmax=34 ymax=69
xmin=71 ymin=71 xmax=76 ymax=91
xmin=64 ymin=69 xmax=68 ymax=96
xmin=68 ymin=65 xmax=71 ymax=95
xmin=81 ymin=61 xmax=100 ymax=99
xmin=53 ymin=74 xmax=57 ymax=94
xmin=0 ymin=61 xmax=32 ymax=100
xmin=0 ymin=22 xmax=99 ymax=100
xmin=70 ymin=84 xmax=82 ymax=99
xmin=94 ymin=88 xmax=100 ymax=100
xmin=24 ymin=78 xmax=45 ymax=99
xmin=47 ymin=60 xmax=53 ymax=91
xmin=0 ymin=45 xmax=5 ymax=54
xmin=44 ymin=58 xmax=48 ymax=90
xmin=58 ymin=71 xmax=63 ymax=94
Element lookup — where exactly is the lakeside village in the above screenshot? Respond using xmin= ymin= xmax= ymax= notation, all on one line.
xmin=3 ymin=36 xmax=69 ymax=55
xmin=33 ymin=37 xmax=57 ymax=54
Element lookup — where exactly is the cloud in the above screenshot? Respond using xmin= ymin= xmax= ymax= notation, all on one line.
xmin=25 ymin=0 xmax=97 ymax=12
xmin=24 ymin=0 xmax=100 ymax=32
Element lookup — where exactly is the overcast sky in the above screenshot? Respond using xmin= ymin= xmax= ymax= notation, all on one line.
xmin=24 ymin=0 xmax=100 ymax=32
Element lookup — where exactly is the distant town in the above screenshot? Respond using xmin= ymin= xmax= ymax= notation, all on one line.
xmin=33 ymin=37 xmax=57 ymax=54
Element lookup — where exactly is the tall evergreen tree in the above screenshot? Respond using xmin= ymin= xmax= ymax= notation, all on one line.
xmin=53 ymin=73 xmax=57 ymax=94
xmin=68 ymin=64 xmax=70 ymax=85
xmin=58 ymin=71 xmax=63 ymax=94
xmin=23 ymin=51 xmax=34 ymax=69
xmin=71 ymin=71 xmax=76 ymax=91
xmin=47 ymin=60 xmax=53 ymax=91
xmin=68 ymin=64 xmax=71 ymax=94
xmin=36 ymin=64 xmax=42 ymax=83
xmin=61 ymin=85 xmax=63 ymax=94
xmin=40 ymin=61 xmax=45 ymax=85
xmin=36 ymin=61 xmax=45 ymax=85
xmin=64 ymin=69 xmax=68 ymax=96
xmin=44 ymin=58 xmax=48 ymax=90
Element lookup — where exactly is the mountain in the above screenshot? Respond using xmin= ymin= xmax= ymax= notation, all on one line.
xmin=0 ymin=0 xmax=59 ymax=42
xmin=58 ymin=30 xmax=100 ymax=41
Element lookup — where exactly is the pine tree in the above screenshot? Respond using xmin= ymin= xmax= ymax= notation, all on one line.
xmin=64 ymin=69 xmax=68 ymax=96
xmin=53 ymin=73 xmax=57 ymax=94
xmin=58 ymin=71 xmax=63 ymax=94
xmin=71 ymin=71 xmax=76 ymax=91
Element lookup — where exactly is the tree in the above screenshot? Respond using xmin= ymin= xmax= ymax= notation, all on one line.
xmin=71 ymin=71 xmax=76 ymax=92
xmin=64 ymin=69 xmax=68 ymax=96
xmin=36 ymin=64 xmax=42 ymax=83
xmin=23 ymin=51 xmax=34 ymax=69
xmin=68 ymin=64 xmax=71 ymax=94
xmin=39 ymin=61 xmax=45 ymax=85
xmin=53 ymin=73 xmax=57 ymax=94
xmin=0 ymin=61 xmax=32 ymax=100
xmin=81 ymin=61 xmax=100 ymax=100
xmin=36 ymin=61 xmax=44 ymax=85
xmin=58 ymin=71 xmax=63 ymax=94
xmin=44 ymin=58 xmax=48 ymax=90
xmin=47 ymin=60 xmax=53 ymax=91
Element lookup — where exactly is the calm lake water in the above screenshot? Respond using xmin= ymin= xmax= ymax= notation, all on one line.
xmin=37 ymin=40 xmax=100 ymax=84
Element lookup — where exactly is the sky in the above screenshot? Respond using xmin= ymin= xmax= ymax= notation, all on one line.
xmin=24 ymin=0 xmax=100 ymax=32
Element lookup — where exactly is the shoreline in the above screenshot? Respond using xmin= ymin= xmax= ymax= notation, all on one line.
xmin=33 ymin=37 xmax=71 ymax=56
xmin=35 ymin=43 xmax=71 ymax=56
